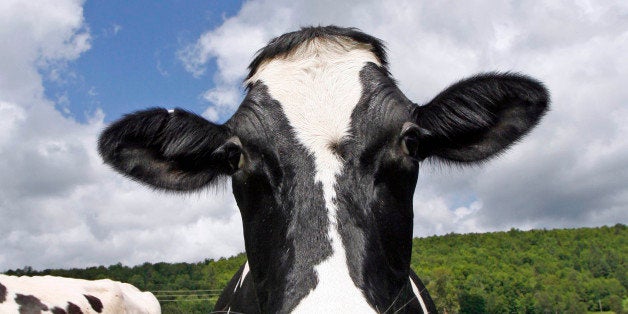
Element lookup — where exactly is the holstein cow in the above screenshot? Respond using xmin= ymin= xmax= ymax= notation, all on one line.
xmin=0 ymin=274 xmax=160 ymax=313
xmin=98 ymin=26 xmax=548 ymax=313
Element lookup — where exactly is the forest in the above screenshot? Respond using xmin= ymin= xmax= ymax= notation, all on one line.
xmin=4 ymin=224 xmax=626 ymax=314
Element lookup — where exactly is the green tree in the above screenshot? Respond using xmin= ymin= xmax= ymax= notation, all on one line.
xmin=458 ymin=292 xmax=485 ymax=314
xmin=427 ymin=267 xmax=460 ymax=314
xmin=609 ymin=294 xmax=625 ymax=314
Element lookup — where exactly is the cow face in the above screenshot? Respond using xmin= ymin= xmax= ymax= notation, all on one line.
xmin=99 ymin=26 xmax=548 ymax=312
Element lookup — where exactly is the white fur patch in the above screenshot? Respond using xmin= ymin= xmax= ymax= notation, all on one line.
xmin=234 ymin=261 xmax=250 ymax=292
xmin=248 ymin=37 xmax=380 ymax=313
xmin=410 ymin=277 xmax=429 ymax=314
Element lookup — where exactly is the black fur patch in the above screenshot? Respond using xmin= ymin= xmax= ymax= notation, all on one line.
xmin=0 ymin=281 xmax=6 ymax=303
xmin=246 ymin=25 xmax=388 ymax=82
xmin=409 ymin=271 xmax=438 ymax=314
xmin=83 ymin=294 xmax=103 ymax=313
xmin=214 ymin=263 xmax=260 ymax=314
xmin=15 ymin=294 xmax=48 ymax=314
xmin=224 ymin=83 xmax=333 ymax=312
xmin=51 ymin=307 xmax=67 ymax=314
xmin=67 ymin=302 xmax=83 ymax=314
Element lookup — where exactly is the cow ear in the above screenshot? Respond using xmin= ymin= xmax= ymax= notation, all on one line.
xmin=98 ymin=108 xmax=238 ymax=191
xmin=414 ymin=73 xmax=549 ymax=163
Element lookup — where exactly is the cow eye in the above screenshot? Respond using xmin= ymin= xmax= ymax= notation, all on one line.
xmin=217 ymin=137 xmax=244 ymax=172
xmin=401 ymin=132 xmax=419 ymax=157
xmin=400 ymin=122 xmax=421 ymax=157
xmin=227 ymin=147 xmax=244 ymax=171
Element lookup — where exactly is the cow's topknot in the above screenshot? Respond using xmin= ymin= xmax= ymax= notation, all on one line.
xmin=246 ymin=26 xmax=388 ymax=81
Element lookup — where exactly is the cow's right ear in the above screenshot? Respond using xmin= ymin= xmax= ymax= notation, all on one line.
xmin=98 ymin=108 xmax=239 ymax=191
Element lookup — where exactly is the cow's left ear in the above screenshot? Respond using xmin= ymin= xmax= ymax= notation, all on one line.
xmin=98 ymin=108 xmax=239 ymax=191
xmin=413 ymin=73 xmax=549 ymax=163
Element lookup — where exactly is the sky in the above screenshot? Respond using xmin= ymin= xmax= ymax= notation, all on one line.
xmin=0 ymin=0 xmax=627 ymax=271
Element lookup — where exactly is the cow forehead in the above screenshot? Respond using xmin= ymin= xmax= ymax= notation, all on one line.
xmin=246 ymin=37 xmax=381 ymax=152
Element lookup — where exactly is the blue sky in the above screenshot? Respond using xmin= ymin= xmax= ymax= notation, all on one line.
xmin=1 ymin=0 xmax=626 ymax=270
xmin=45 ymin=1 xmax=243 ymax=123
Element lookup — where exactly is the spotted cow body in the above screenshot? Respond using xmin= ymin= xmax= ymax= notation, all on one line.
xmin=99 ymin=26 xmax=548 ymax=313
xmin=0 ymin=275 xmax=160 ymax=314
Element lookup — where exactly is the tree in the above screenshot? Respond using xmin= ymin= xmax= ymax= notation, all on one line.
xmin=459 ymin=292 xmax=485 ymax=314
xmin=427 ymin=267 xmax=460 ymax=314
xmin=609 ymin=294 xmax=624 ymax=314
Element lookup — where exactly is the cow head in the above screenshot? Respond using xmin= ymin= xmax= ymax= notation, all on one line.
xmin=98 ymin=26 xmax=548 ymax=312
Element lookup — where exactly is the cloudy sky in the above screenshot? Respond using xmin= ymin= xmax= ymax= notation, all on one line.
xmin=1 ymin=0 xmax=626 ymax=271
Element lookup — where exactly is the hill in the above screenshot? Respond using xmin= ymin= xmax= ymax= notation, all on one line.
xmin=412 ymin=224 xmax=627 ymax=313
xmin=4 ymin=224 xmax=626 ymax=313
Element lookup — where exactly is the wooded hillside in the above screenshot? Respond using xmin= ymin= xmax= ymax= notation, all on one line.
xmin=5 ymin=224 xmax=626 ymax=313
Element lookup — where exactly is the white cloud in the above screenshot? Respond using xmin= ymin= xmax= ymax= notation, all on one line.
xmin=0 ymin=0 xmax=242 ymax=271
xmin=112 ymin=23 xmax=122 ymax=36
xmin=0 ymin=0 xmax=90 ymax=105
xmin=156 ymin=60 xmax=169 ymax=77
xmin=201 ymin=85 xmax=242 ymax=121
xmin=180 ymin=0 xmax=628 ymax=237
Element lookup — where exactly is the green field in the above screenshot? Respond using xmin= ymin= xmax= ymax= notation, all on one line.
xmin=5 ymin=224 xmax=626 ymax=314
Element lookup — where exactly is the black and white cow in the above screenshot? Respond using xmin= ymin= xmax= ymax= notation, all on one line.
xmin=98 ymin=26 xmax=548 ymax=313
xmin=0 ymin=274 xmax=160 ymax=313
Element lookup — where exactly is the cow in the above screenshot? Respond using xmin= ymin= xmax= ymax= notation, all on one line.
xmin=98 ymin=26 xmax=548 ymax=313
xmin=0 ymin=274 xmax=160 ymax=313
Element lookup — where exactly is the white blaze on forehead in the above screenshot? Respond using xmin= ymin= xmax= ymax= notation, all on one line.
xmin=248 ymin=37 xmax=380 ymax=313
